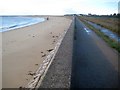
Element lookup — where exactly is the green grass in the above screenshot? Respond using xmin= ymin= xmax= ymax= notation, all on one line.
xmin=78 ymin=16 xmax=120 ymax=53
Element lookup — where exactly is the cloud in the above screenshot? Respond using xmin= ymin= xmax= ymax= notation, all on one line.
xmin=64 ymin=8 xmax=78 ymax=14
xmin=0 ymin=0 xmax=118 ymax=15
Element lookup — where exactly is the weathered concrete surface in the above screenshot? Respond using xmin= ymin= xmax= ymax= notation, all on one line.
xmin=39 ymin=17 xmax=74 ymax=88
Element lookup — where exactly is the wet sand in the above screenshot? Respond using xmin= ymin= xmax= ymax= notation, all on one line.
xmin=2 ymin=16 xmax=72 ymax=88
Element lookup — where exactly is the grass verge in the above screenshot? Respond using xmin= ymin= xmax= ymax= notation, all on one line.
xmin=78 ymin=16 xmax=120 ymax=53
xmin=80 ymin=16 xmax=119 ymax=36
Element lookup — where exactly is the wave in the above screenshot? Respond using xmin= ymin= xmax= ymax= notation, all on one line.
xmin=0 ymin=16 xmax=45 ymax=32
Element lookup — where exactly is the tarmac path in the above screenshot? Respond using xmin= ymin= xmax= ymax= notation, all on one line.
xmin=71 ymin=16 xmax=119 ymax=88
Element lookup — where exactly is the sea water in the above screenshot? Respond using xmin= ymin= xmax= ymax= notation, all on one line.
xmin=0 ymin=16 xmax=45 ymax=32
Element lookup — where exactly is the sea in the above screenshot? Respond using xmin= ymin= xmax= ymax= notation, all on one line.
xmin=0 ymin=16 xmax=45 ymax=32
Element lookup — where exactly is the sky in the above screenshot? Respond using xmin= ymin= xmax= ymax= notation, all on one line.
xmin=0 ymin=0 xmax=119 ymax=15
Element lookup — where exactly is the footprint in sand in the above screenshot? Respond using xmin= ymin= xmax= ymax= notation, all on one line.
xmin=53 ymin=40 xmax=56 ymax=42
xmin=28 ymin=71 xmax=32 ymax=72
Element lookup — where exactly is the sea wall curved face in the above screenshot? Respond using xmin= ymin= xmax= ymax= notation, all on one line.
xmin=0 ymin=16 xmax=45 ymax=32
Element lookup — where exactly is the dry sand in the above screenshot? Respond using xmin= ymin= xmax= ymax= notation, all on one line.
xmin=2 ymin=16 xmax=72 ymax=88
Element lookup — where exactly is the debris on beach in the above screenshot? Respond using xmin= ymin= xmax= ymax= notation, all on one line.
xmin=41 ymin=51 xmax=43 ymax=53
xmin=47 ymin=49 xmax=54 ymax=52
xmin=35 ymin=64 xmax=38 ymax=66
xmin=19 ymin=86 xmax=23 ymax=89
xmin=42 ymin=54 xmax=46 ymax=57
xmin=34 ymin=76 xmax=38 ymax=80
xmin=28 ymin=72 xmax=36 ymax=76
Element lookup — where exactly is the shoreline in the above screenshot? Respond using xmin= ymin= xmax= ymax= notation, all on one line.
xmin=2 ymin=16 xmax=72 ymax=88
xmin=1 ymin=16 xmax=46 ymax=33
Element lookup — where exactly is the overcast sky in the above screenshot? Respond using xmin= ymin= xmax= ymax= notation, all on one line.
xmin=0 ymin=0 xmax=119 ymax=15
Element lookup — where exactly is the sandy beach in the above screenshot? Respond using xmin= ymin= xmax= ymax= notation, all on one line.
xmin=2 ymin=16 xmax=72 ymax=88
